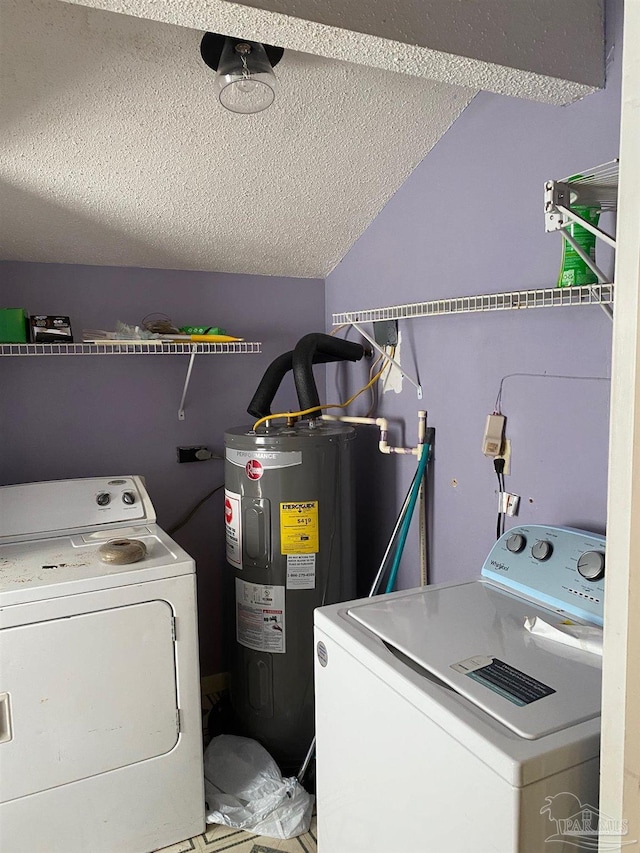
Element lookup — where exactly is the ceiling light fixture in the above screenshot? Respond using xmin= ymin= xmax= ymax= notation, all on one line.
xmin=200 ymin=33 xmax=284 ymax=115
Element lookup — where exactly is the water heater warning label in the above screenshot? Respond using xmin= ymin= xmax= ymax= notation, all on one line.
xmin=280 ymin=501 xmax=319 ymax=554
xmin=287 ymin=554 xmax=316 ymax=589
xmin=236 ymin=579 xmax=285 ymax=654
xmin=224 ymin=489 xmax=242 ymax=568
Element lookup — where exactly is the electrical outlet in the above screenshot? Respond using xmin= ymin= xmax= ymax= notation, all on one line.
xmin=177 ymin=446 xmax=216 ymax=463
xmin=496 ymin=439 xmax=511 ymax=476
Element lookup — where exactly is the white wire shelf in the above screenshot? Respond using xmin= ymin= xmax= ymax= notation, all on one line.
xmin=332 ymin=284 xmax=614 ymax=325
xmin=0 ymin=341 xmax=262 ymax=356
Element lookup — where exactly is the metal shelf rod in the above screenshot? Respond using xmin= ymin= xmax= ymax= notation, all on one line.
xmin=178 ymin=349 xmax=198 ymax=421
xmin=556 ymin=205 xmax=617 ymax=249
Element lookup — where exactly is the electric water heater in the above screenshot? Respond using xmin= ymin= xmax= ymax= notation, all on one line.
xmin=225 ymin=419 xmax=356 ymax=768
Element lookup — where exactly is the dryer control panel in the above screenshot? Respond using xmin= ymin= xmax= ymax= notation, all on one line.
xmin=0 ymin=476 xmax=154 ymax=543
xmin=481 ymin=525 xmax=605 ymax=625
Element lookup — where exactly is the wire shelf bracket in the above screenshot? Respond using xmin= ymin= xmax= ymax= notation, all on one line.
xmin=178 ymin=348 xmax=198 ymax=421
xmin=544 ymin=159 xmax=619 ymax=235
xmin=350 ymin=321 xmax=423 ymax=399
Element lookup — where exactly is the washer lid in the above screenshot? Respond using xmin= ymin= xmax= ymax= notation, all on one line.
xmin=348 ymin=580 xmax=602 ymax=739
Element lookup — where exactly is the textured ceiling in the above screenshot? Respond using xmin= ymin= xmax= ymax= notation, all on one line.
xmin=63 ymin=0 xmax=604 ymax=103
xmin=0 ymin=0 xmax=602 ymax=278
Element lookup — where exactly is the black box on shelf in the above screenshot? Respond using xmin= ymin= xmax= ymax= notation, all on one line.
xmin=30 ymin=315 xmax=74 ymax=343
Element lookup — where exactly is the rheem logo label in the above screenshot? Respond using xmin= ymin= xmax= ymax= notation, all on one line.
xmin=245 ymin=459 xmax=264 ymax=480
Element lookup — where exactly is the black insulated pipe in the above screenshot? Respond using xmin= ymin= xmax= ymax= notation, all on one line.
xmin=247 ymin=350 xmax=294 ymax=419
xmin=293 ymin=333 xmax=366 ymax=415
xmin=247 ymin=348 xmax=353 ymax=419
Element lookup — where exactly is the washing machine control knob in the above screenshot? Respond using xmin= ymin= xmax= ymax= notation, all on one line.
xmin=96 ymin=492 xmax=111 ymax=506
xmin=122 ymin=491 xmax=136 ymax=505
xmin=531 ymin=540 xmax=553 ymax=561
xmin=577 ymin=550 xmax=605 ymax=581
xmin=506 ymin=533 xmax=526 ymax=553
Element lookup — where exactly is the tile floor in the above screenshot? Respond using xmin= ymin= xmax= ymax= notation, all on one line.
xmin=156 ymin=685 xmax=317 ymax=853
xmin=157 ymin=816 xmax=317 ymax=853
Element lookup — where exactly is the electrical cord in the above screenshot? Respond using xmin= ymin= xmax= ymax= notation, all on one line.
xmin=494 ymin=457 xmax=506 ymax=540
xmin=366 ymin=345 xmax=396 ymax=417
xmin=140 ymin=312 xmax=180 ymax=335
xmin=167 ymin=483 xmax=225 ymax=535
xmin=329 ymin=324 xmax=351 ymax=337
xmin=365 ymin=350 xmax=384 ymax=416
xmin=252 ymin=360 xmax=391 ymax=432
xmin=494 ymin=372 xmax=610 ymax=413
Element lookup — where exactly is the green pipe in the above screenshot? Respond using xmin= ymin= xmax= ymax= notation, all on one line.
xmin=385 ymin=444 xmax=431 ymax=594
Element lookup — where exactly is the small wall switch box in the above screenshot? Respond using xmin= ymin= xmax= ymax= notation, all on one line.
xmin=482 ymin=414 xmax=505 ymax=457
xmin=373 ymin=320 xmax=398 ymax=347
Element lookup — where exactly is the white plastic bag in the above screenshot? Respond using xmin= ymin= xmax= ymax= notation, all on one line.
xmin=524 ymin=615 xmax=603 ymax=655
xmin=204 ymin=734 xmax=314 ymax=839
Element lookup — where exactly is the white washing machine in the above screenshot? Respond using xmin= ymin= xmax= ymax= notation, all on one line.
xmin=0 ymin=476 xmax=205 ymax=852
xmin=314 ymin=525 xmax=607 ymax=853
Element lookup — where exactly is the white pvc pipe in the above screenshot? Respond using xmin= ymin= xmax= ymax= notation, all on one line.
xmin=321 ymin=412 xmax=427 ymax=456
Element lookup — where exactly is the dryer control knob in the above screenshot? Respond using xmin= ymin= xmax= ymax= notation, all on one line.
xmin=122 ymin=491 xmax=136 ymax=505
xmin=531 ymin=540 xmax=553 ymax=561
xmin=96 ymin=492 xmax=111 ymax=506
xmin=577 ymin=551 xmax=605 ymax=581
xmin=506 ymin=533 xmax=526 ymax=553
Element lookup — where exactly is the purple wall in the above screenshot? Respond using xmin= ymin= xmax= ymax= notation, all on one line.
xmin=0 ymin=262 xmax=325 ymax=672
xmin=326 ymin=0 xmax=622 ymax=590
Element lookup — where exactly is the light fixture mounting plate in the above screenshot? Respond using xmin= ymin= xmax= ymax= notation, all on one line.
xmin=200 ymin=32 xmax=284 ymax=70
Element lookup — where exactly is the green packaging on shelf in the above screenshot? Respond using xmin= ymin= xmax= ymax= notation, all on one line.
xmin=179 ymin=325 xmax=226 ymax=336
xmin=557 ymin=204 xmax=601 ymax=288
xmin=0 ymin=308 xmax=28 ymax=343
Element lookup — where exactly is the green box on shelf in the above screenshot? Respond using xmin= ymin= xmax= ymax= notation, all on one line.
xmin=0 ymin=308 xmax=28 ymax=343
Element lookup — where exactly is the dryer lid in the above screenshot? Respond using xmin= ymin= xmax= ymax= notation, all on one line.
xmin=0 ymin=525 xmax=193 ymax=607
xmin=348 ymin=580 xmax=602 ymax=740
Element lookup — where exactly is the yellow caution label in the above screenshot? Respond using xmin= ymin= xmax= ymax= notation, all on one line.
xmin=280 ymin=501 xmax=319 ymax=554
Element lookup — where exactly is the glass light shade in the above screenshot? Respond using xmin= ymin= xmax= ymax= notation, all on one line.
xmin=215 ymin=39 xmax=277 ymax=114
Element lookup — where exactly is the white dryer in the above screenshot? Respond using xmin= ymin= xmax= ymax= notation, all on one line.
xmin=314 ymin=525 xmax=609 ymax=853
xmin=0 ymin=476 xmax=205 ymax=853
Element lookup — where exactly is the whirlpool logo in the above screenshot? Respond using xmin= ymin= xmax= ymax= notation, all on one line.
xmin=490 ymin=560 xmax=509 ymax=572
